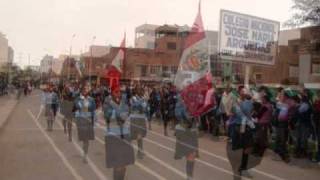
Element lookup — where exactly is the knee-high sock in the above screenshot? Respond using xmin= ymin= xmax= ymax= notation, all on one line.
xmin=240 ymin=152 xmax=249 ymax=170
xmin=63 ymin=118 xmax=67 ymax=132
xmin=47 ymin=119 xmax=50 ymax=129
xmin=67 ymin=121 xmax=72 ymax=139
xmin=186 ymin=160 xmax=195 ymax=178
xmin=114 ymin=167 xmax=126 ymax=180
xmin=83 ymin=141 xmax=89 ymax=155
xmin=137 ymin=139 xmax=143 ymax=152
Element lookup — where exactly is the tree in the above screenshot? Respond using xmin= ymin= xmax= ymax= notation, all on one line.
xmin=284 ymin=0 xmax=320 ymax=27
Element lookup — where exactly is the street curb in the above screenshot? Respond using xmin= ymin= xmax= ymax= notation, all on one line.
xmin=0 ymin=98 xmax=19 ymax=132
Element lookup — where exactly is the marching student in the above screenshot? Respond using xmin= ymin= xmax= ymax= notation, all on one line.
xmin=105 ymin=90 xmax=134 ymax=180
xmin=228 ymin=86 xmax=255 ymax=178
xmin=148 ymin=87 xmax=159 ymax=130
xmin=42 ymin=84 xmax=59 ymax=131
xmin=60 ymin=85 xmax=74 ymax=141
xmin=174 ymin=94 xmax=198 ymax=180
xmin=51 ymin=86 xmax=60 ymax=121
xmin=103 ymin=94 xmax=113 ymax=130
xmin=129 ymin=92 xmax=148 ymax=159
xmin=74 ymin=85 xmax=96 ymax=164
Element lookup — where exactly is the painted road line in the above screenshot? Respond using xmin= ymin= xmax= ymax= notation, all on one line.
xmin=58 ymin=113 xmax=167 ymax=180
xmin=145 ymin=122 xmax=286 ymax=180
xmin=54 ymin=118 xmax=109 ymax=180
xmin=28 ymin=110 xmax=84 ymax=180
xmin=96 ymin=124 xmax=186 ymax=179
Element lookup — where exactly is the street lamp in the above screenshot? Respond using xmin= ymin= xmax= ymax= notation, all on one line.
xmin=68 ymin=34 xmax=76 ymax=80
xmin=89 ymin=36 xmax=96 ymax=85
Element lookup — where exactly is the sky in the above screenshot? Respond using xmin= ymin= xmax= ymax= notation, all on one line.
xmin=0 ymin=0 xmax=294 ymax=67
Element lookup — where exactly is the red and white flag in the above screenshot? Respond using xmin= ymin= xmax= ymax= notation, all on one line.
xmin=108 ymin=33 xmax=126 ymax=94
xmin=174 ymin=1 xmax=215 ymax=117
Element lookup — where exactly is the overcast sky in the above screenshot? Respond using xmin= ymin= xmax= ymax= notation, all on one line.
xmin=0 ymin=0 xmax=294 ymax=67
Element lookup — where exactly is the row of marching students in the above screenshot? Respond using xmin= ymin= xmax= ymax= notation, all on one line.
xmin=42 ymin=82 xmax=200 ymax=180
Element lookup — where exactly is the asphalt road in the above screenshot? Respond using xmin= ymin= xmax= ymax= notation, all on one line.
xmin=0 ymin=91 xmax=319 ymax=180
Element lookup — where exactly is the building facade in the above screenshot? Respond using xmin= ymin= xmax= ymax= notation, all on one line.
xmin=0 ymin=32 xmax=9 ymax=67
xmin=252 ymin=26 xmax=320 ymax=86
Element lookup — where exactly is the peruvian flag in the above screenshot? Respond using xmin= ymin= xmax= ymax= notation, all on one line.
xmin=174 ymin=1 xmax=215 ymax=117
xmin=108 ymin=34 xmax=126 ymax=94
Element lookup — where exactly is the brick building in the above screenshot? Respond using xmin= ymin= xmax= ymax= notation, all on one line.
xmin=81 ymin=24 xmax=219 ymax=85
xmin=252 ymin=26 xmax=320 ymax=86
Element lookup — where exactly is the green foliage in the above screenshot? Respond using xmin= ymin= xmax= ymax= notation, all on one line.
xmin=284 ymin=0 xmax=320 ymax=27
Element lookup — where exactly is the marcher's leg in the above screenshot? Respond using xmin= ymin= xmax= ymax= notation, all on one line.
xmin=113 ymin=167 xmax=126 ymax=180
xmin=119 ymin=123 xmax=124 ymax=139
xmin=137 ymin=136 xmax=144 ymax=159
xmin=46 ymin=117 xmax=50 ymax=131
xmin=105 ymin=118 xmax=110 ymax=130
xmin=186 ymin=153 xmax=195 ymax=180
xmin=67 ymin=118 xmax=72 ymax=141
xmin=164 ymin=119 xmax=168 ymax=136
xmin=63 ymin=118 xmax=67 ymax=134
xmin=149 ymin=108 xmax=155 ymax=130
xmin=83 ymin=140 xmax=89 ymax=163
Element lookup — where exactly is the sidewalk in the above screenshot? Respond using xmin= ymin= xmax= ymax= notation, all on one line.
xmin=0 ymin=94 xmax=18 ymax=129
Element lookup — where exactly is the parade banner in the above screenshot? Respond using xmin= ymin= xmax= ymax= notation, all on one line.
xmin=107 ymin=34 xmax=126 ymax=94
xmin=219 ymin=10 xmax=280 ymax=65
xmin=174 ymin=2 xmax=215 ymax=117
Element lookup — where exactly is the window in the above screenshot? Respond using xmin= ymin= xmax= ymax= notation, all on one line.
xmin=150 ymin=65 xmax=161 ymax=74
xmin=162 ymin=66 xmax=169 ymax=72
xmin=292 ymin=45 xmax=299 ymax=53
xmin=147 ymin=42 xmax=154 ymax=49
xmin=312 ymin=63 xmax=320 ymax=75
xmin=315 ymin=43 xmax=320 ymax=51
xmin=139 ymin=65 xmax=148 ymax=77
xmin=162 ymin=66 xmax=170 ymax=77
xmin=255 ymin=74 xmax=262 ymax=81
xmin=171 ymin=66 xmax=178 ymax=74
xmin=167 ymin=42 xmax=176 ymax=50
xmin=289 ymin=66 xmax=299 ymax=78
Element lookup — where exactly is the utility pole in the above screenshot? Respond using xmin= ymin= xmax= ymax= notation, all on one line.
xmin=68 ymin=34 xmax=76 ymax=80
xmin=89 ymin=36 xmax=96 ymax=85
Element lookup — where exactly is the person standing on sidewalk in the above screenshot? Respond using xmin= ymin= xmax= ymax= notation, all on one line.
xmin=220 ymin=85 xmax=237 ymax=139
xmin=313 ymin=92 xmax=320 ymax=163
xmin=148 ymin=87 xmax=160 ymax=130
xmin=226 ymin=86 xmax=256 ymax=179
xmin=74 ymin=85 xmax=96 ymax=164
xmin=273 ymin=91 xmax=291 ymax=163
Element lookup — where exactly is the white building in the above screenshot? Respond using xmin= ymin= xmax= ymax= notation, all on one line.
xmin=135 ymin=24 xmax=160 ymax=49
xmin=0 ymin=32 xmax=9 ymax=67
xmin=40 ymin=55 xmax=54 ymax=73
xmin=82 ymin=45 xmax=111 ymax=58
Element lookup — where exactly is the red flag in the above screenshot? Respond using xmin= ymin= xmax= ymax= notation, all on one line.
xmin=107 ymin=33 xmax=126 ymax=94
xmin=174 ymin=1 xmax=214 ymax=117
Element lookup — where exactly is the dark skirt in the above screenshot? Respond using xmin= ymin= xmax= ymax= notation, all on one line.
xmin=105 ymin=127 xmax=134 ymax=168
xmin=228 ymin=124 xmax=264 ymax=171
xmin=76 ymin=117 xmax=95 ymax=141
xmin=60 ymin=101 xmax=74 ymax=119
xmin=130 ymin=117 xmax=147 ymax=140
xmin=44 ymin=104 xmax=53 ymax=117
xmin=174 ymin=125 xmax=199 ymax=159
xmin=231 ymin=125 xmax=254 ymax=151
